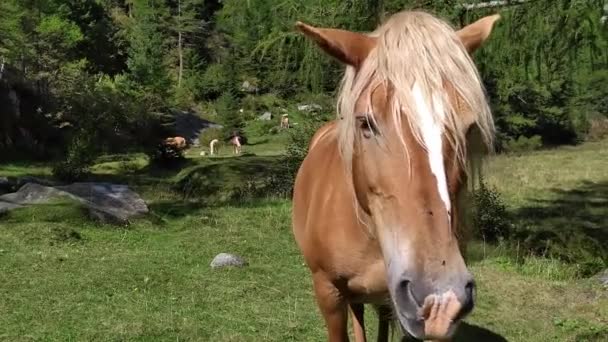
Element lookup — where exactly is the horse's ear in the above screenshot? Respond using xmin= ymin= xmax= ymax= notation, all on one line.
xmin=295 ymin=21 xmax=376 ymax=67
xmin=456 ymin=14 xmax=500 ymax=54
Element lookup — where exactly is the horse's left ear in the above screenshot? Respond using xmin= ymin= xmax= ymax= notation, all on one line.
xmin=456 ymin=14 xmax=501 ymax=54
xmin=295 ymin=21 xmax=376 ymax=68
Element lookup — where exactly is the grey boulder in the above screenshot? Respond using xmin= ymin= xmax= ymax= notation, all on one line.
xmin=210 ymin=253 xmax=248 ymax=269
xmin=0 ymin=182 xmax=148 ymax=224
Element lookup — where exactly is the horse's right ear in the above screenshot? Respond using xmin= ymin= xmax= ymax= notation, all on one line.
xmin=456 ymin=14 xmax=501 ymax=54
xmin=295 ymin=21 xmax=376 ymax=68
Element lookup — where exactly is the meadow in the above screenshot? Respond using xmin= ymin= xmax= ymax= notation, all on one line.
xmin=0 ymin=138 xmax=607 ymax=341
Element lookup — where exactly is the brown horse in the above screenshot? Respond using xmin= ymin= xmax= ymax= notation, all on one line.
xmin=164 ymin=136 xmax=187 ymax=150
xmin=292 ymin=11 xmax=500 ymax=342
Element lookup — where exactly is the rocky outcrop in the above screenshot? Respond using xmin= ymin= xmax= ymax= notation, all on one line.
xmin=0 ymin=182 xmax=148 ymax=224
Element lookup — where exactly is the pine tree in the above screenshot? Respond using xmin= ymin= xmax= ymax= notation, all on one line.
xmin=125 ymin=0 xmax=171 ymax=99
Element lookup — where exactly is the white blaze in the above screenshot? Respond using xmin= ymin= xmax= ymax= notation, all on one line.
xmin=411 ymin=83 xmax=451 ymax=216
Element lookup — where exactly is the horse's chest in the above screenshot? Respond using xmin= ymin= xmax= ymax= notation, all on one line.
xmin=344 ymin=257 xmax=389 ymax=304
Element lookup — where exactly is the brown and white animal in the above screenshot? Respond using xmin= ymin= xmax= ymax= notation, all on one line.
xmin=163 ymin=136 xmax=187 ymax=150
xmin=280 ymin=114 xmax=290 ymax=129
xmin=230 ymin=132 xmax=242 ymax=155
xmin=292 ymin=11 xmax=499 ymax=342
xmin=209 ymin=138 xmax=220 ymax=155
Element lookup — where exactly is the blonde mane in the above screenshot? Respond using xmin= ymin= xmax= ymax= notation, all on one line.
xmin=336 ymin=11 xmax=494 ymax=171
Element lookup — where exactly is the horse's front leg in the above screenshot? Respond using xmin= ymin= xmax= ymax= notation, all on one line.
xmin=313 ymin=273 xmax=349 ymax=342
xmin=350 ymin=303 xmax=366 ymax=342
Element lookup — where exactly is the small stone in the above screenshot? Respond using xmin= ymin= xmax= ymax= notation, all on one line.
xmin=210 ymin=253 xmax=248 ymax=269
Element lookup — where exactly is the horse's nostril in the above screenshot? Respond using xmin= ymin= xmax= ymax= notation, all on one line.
xmin=465 ymin=280 xmax=475 ymax=298
xmin=456 ymin=280 xmax=476 ymax=320
xmin=399 ymin=278 xmax=410 ymax=291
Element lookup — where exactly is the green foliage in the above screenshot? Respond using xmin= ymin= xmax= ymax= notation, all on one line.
xmin=52 ymin=134 xmax=95 ymax=181
xmin=1 ymin=0 xmax=607 ymax=159
xmin=477 ymin=0 xmax=607 ymax=147
xmin=216 ymin=91 xmax=246 ymax=139
xmin=125 ymin=0 xmax=171 ymax=98
xmin=148 ymin=143 xmax=186 ymax=169
xmin=473 ymin=179 xmax=511 ymax=242
xmin=247 ymin=120 xmax=278 ymax=136
xmin=199 ymin=63 xmax=234 ymax=99
xmin=504 ymin=135 xmax=543 ymax=153
xmin=241 ymin=93 xmax=286 ymax=114
xmin=198 ymin=127 xmax=223 ymax=148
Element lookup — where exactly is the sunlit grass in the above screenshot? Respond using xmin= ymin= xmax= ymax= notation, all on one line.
xmin=0 ymin=139 xmax=607 ymax=341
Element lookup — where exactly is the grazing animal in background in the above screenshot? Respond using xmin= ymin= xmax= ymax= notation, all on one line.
xmin=163 ymin=136 xmax=187 ymax=150
xmin=280 ymin=114 xmax=290 ymax=129
xmin=210 ymin=138 xmax=220 ymax=155
xmin=291 ymin=11 xmax=499 ymax=342
xmin=230 ymin=132 xmax=242 ymax=155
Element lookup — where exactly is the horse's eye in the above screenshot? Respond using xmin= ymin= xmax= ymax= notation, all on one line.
xmin=360 ymin=120 xmax=371 ymax=130
xmin=356 ymin=115 xmax=376 ymax=138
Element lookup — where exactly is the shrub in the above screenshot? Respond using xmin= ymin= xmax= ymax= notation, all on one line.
xmin=503 ymin=135 xmax=543 ymax=153
xmin=148 ymin=143 xmax=185 ymax=169
xmin=199 ymin=127 xmax=223 ymax=148
xmin=586 ymin=117 xmax=608 ymax=141
xmin=472 ymin=179 xmax=512 ymax=242
xmin=52 ymin=134 xmax=96 ymax=181
xmin=247 ymin=119 xmax=277 ymax=137
xmin=275 ymin=120 xmax=323 ymax=196
xmin=199 ymin=63 xmax=233 ymax=99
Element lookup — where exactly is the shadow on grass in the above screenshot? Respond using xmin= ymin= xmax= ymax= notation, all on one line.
xmin=148 ymin=201 xmax=207 ymax=218
xmin=401 ymin=322 xmax=507 ymax=342
xmin=454 ymin=322 xmax=508 ymax=341
xmin=247 ymin=138 xmax=270 ymax=146
xmin=175 ymin=155 xmax=285 ymax=199
xmin=507 ymin=181 xmax=608 ymax=273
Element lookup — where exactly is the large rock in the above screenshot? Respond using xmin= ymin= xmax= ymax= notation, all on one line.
xmin=210 ymin=253 xmax=248 ymax=269
xmin=0 ymin=182 xmax=148 ymax=224
xmin=240 ymin=80 xmax=259 ymax=93
xmin=258 ymin=111 xmax=272 ymax=121
xmin=0 ymin=176 xmax=54 ymax=195
xmin=297 ymin=103 xmax=322 ymax=112
xmin=170 ymin=109 xmax=223 ymax=145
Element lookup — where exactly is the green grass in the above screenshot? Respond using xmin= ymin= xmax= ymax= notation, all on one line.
xmin=485 ymin=139 xmax=608 ymax=206
xmin=0 ymin=140 xmax=607 ymax=341
xmin=484 ymin=139 xmax=608 ymax=274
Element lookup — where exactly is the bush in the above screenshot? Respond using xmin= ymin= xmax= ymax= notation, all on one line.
xmin=472 ymin=179 xmax=512 ymax=242
xmin=503 ymin=135 xmax=543 ymax=153
xmin=247 ymin=119 xmax=277 ymax=137
xmin=276 ymin=120 xmax=323 ymax=196
xmin=199 ymin=127 xmax=223 ymax=148
xmin=52 ymin=134 xmax=96 ymax=181
xmin=199 ymin=63 xmax=233 ymax=99
xmin=586 ymin=117 xmax=608 ymax=141
xmin=148 ymin=143 xmax=185 ymax=168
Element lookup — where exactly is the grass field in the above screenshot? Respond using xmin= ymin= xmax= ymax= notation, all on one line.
xmin=0 ymin=139 xmax=607 ymax=341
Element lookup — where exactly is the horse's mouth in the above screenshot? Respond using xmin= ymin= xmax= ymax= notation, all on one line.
xmin=396 ymin=290 xmax=465 ymax=340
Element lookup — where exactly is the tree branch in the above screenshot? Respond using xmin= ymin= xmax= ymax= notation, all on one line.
xmin=458 ymin=0 xmax=531 ymax=10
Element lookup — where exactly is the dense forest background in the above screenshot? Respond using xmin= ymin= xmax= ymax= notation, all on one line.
xmin=0 ymin=0 xmax=607 ymax=162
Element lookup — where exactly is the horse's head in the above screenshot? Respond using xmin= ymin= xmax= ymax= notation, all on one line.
xmin=297 ymin=12 xmax=499 ymax=340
